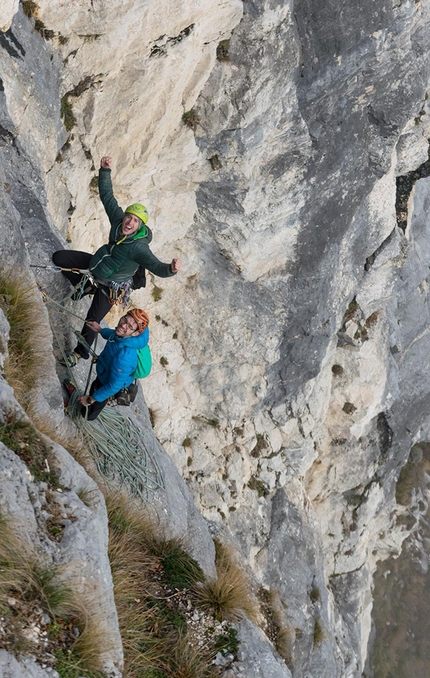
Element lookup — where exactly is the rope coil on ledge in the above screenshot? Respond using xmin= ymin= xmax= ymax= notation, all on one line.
xmin=67 ymin=391 xmax=165 ymax=501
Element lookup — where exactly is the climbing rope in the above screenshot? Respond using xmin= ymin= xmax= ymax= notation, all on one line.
xmin=66 ymin=390 xmax=164 ymax=501
xmin=36 ymin=277 xmax=165 ymax=500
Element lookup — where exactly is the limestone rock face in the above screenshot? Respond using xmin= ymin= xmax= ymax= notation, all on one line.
xmin=0 ymin=1 xmax=18 ymax=32
xmin=0 ymin=649 xmax=59 ymax=678
xmin=2 ymin=0 xmax=430 ymax=676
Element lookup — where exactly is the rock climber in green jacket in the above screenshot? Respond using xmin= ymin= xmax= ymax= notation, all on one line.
xmin=53 ymin=156 xmax=182 ymax=366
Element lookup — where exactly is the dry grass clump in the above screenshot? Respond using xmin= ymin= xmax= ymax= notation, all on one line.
xmin=0 ymin=272 xmax=92 ymax=470
xmin=0 ymin=272 xmax=52 ymax=411
xmin=192 ymin=539 xmax=259 ymax=623
xmin=106 ymin=491 xmax=223 ymax=678
xmin=166 ymin=634 xmax=220 ymax=678
xmin=258 ymin=588 xmax=295 ymax=666
xmin=0 ymin=513 xmax=103 ymax=677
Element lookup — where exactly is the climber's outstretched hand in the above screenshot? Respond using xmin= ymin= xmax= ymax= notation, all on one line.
xmin=100 ymin=156 xmax=112 ymax=169
xmin=170 ymin=258 xmax=182 ymax=273
xmin=85 ymin=320 xmax=102 ymax=333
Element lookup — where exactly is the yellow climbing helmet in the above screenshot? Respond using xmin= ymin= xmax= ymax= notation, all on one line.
xmin=125 ymin=203 xmax=149 ymax=225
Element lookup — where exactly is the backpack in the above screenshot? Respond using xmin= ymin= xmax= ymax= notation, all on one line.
xmin=132 ymin=265 xmax=146 ymax=289
xmin=114 ymin=344 xmax=152 ymax=406
xmin=132 ymin=344 xmax=152 ymax=379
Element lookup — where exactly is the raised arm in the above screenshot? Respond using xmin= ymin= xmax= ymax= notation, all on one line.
xmin=134 ymin=247 xmax=182 ymax=278
xmin=98 ymin=156 xmax=124 ymax=226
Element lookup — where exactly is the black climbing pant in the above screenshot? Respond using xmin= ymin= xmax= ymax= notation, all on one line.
xmin=81 ymin=377 xmax=109 ymax=421
xmin=52 ymin=250 xmax=112 ymax=359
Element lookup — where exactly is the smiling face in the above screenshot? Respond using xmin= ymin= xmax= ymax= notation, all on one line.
xmin=115 ymin=314 xmax=140 ymax=337
xmin=121 ymin=213 xmax=141 ymax=236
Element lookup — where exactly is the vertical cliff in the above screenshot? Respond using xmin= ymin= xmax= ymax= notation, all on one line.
xmin=1 ymin=0 xmax=430 ymax=676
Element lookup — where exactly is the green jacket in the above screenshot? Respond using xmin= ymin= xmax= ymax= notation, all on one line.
xmin=89 ymin=168 xmax=176 ymax=283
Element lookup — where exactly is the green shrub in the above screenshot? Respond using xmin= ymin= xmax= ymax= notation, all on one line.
xmin=60 ymin=94 xmax=77 ymax=131
xmin=331 ymin=364 xmax=344 ymax=376
xmin=182 ymin=109 xmax=200 ymax=131
xmin=151 ymin=285 xmax=163 ymax=301
xmin=313 ymin=618 xmax=324 ymax=647
xmin=216 ymin=39 xmax=230 ymax=61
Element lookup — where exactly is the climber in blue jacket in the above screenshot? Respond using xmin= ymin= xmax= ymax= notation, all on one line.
xmin=78 ymin=308 xmax=149 ymax=420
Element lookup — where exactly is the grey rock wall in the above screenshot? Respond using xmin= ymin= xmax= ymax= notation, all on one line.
xmin=2 ymin=0 xmax=430 ymax=676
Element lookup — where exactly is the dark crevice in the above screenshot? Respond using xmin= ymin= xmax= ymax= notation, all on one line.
xmin=396 ymin=141 xmax=430 ymax=232
xmin=0 ymin=125 xmax=15 ymax=143
xmin=377 ymin=412 xmax=393 ymax=458
xmin=364 ymin=226 xmax=397 ymax=271
xmin=365 ymin=141 xmax=430 ymax=272
xmin=0 ymin=28 xmax=25 ymax=59
xmin=149 ymin=24 xmax=194 ymax=57
xmin=0 ymin=124 xmax=19 ymax=153
xmin=67 ymin=75 xmax=101 ymax=98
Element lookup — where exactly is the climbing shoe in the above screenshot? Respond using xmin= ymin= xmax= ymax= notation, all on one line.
xmin=63 ymin=379 xmax=76 ymax=396
xmin=62 ymin=379 xmax=76 ymax=407
xmin=60 ymin=352 xmax=81 ymax=368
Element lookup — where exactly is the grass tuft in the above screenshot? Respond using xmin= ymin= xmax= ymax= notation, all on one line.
xmin=0 ymin=417 xmax=60 ymax=485
xmin=0 ymin=513 xmax=103 ymax=675
xmin=106 ymin=491 xmax=229 ymax=676
xmin=193 ymin=540 xmax=259 ymax=623
xmin=146 ymin=536 xmax=205 ymax=590
xmin=0 ymin=272 xmax=52 ymax=410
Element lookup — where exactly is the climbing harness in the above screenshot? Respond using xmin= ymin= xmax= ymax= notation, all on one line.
xmin=34 ymin=264 xmax=97 ymax=303
xmin=35 ymin=277 xmax=164 ymax=500
xmin=31 ymin=263 xmax=132 ymax=309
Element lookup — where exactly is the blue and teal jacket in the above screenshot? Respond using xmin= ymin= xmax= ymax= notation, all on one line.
xmin=92 ymin=327 xmax=149 ymax=402
xmin=89 ymin=168 xmax=176 ymax=283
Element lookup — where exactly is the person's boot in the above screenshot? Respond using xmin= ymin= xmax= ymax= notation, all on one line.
xmin=59 ymin=352 xmax=81 ymax=368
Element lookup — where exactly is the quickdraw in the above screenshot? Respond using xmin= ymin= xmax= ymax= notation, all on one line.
xmin=30 ymin=264 xmax=89 ymax=274
xmin=108 ymin=279 xmax=133 ymax=309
